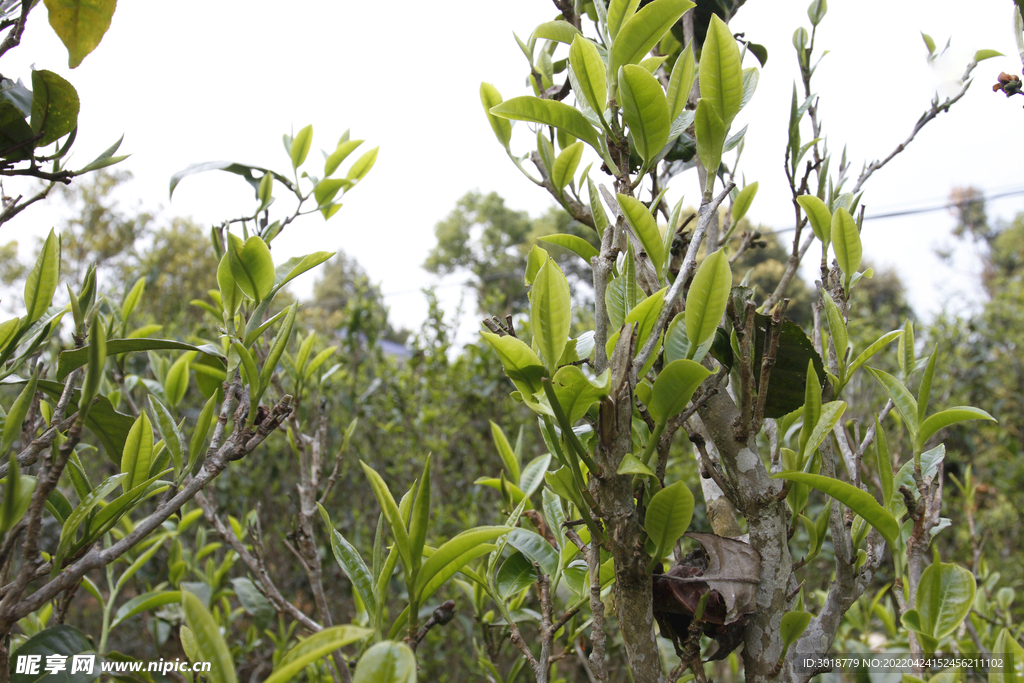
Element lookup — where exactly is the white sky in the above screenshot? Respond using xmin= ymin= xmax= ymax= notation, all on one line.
xmin=2 ymin=0 xmax=1022 ymax=340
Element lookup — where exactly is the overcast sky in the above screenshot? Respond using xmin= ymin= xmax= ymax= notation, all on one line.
xmin=3 ymin=0 xmax=1022 ymax=340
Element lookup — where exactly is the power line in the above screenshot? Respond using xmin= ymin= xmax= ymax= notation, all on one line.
xmin=381 ymin=186 xmax=1024 ymax=297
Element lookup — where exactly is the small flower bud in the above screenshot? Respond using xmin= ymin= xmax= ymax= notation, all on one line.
xmin=432 ymin=599 xmax=456 ymax=626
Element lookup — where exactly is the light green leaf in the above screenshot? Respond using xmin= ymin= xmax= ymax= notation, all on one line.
xmin=698 ymin=14 xmax=743 ymax=127
xmin=23 ymin=230 xmax=60 ymax=326
xmin=588 ymin=176 xmax=609 ymax=236
xmin=611 ymin=0 xmax=696 ymax=76
xmin=607 ymin=0 xmax=640 ymax=38
xmin=866 ymin=367 xmax=919 ymax=439
xmin=822 ymin=290 xmax=848 ymax=368
xmin=43 ymin=0 xmax=116 ymax=68
xmin=532 ymin=20 xmax=581 ymax=44
xmin=319 ymin=504 xmax=377 ymax=618
xmin=899 ymin=319 xmax=915 ymax=380
xmin=771 ymin=471 xmax=899 ymax=547
xmin=164 ymin=355 xmax=190 ymax=408
xmin=645 ymin=481 xmax=694 ymax=566
xmin=480 ymin=83 xmax=512 ymax=150
xmin=507 ymin=528 xmax=559 ymax=578
xmin=324 ymin=139 xmax=363 ymax=177
xmin=120 ymin=412 xmax=153 ymax=494
xmin=551 ymin=141 xmax=584 ymax=191
xmin=2 ymin=368 xmax=37 ymax=455
xmin=258 ymin=302 xmax=297 ymax=393
xmin=831 ymin=207 xmax=862 ymax=283
xmin=618 ymin=453 xmax=656 ymax=477
xmin=413 ymin=526 xmax=509 ymax=598
xmin=667 ymin=40 xmax=696 ymax=122
xmin=917 ymin=407 xmax=995 ymax=452
xmin=848 ymin=330 xmax=902 ymax=381
xmin=273 ymin=252 xmax=336 ymax=292
xmin=569 ymin=37 xmax=607 ymax=118
xmin=188 ymin=394 xmax=217 ymax=475
xmin=346 ymin=147 xmax=378 ymax=182
xmin=480 ymin=331 xmax=546 ymax=397
xmin=796 ymin=195 xmax=832 ymax=245
xmin=781 ymin=611 xmax=812 ymax=646
xmin=804 ymin=401 xmax=846 ymax=459
xmin=648 ymin=359 xmax=711 ymax=423
xmin=731 ymin=182 xmax=758 ymax=225
xmin=551 ymin=365 xmax=609 ymax=423
xmin=120 ymin=277 xmax=146 ymax=323
xmin=490 ymin=421 xmax=520 ymax=482
xmin=407 ymin=457 xmax=432 ymax=572
xmin=618 ymin=64 xmax=670 ymax=163
xmin=290 ymin=124 xmax=312 ymax=168
xmin=530 ymin=258 xmax=572 ymax=369
xmin=267 ymin=626 xmax=372 ymax=683
xmin=694 ymin=98 xmax=725 ymax=184
xmin=490 ymin=97 xmax=601 ymax=151
xmin=519 ymin=453 xmax=552 ymax=497
xmin=974 ymin=49 xmax=1003 ymax=62
xmin=352 ymin=641 xmax=416 ymax=683
xmin=182 ymin=590 xmax=237 ymax=683
xmin=148 ymin=396 xmax=182 ymax=475
xmin=605 ymin=287 xmax=666 ymax=356
xmin=684 ymin=249 xmax=731 ymax=357
xmin=360 ymin=462 xmax=412 ymax=574
xmin=538 ymin=234 xmax=599 ymax=264
xmin=227 ymin=235 xmax=275 ymax=303
xmin=916 ymin=560 xmax=976 ymax=639
xmin=917 ymin=345 xmax=938 ymax=424
xmin=111 ymin=590 xmax=181 ymax=630
xmin=808 ymin=0 xmax=827 ymax=25
xmin=0 ymin=454 xmax=34 ymax=534
xmin=618 ymin=193 xmax=666 ymax=272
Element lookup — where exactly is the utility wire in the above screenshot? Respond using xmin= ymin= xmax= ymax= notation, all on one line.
xmin=381 ymin=186 xmax=1024 ymax=297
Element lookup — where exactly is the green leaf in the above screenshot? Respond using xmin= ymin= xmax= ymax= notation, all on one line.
xmin=607 ymin=0 xmax=640 ymax=39
xmin=848 ymin=330 xmax=903 ymax=382
xmin=417 ymin=542 xmax=496 ymax=602
xmin=0 ymin=455 xmax=34 ymax=534
xmin=290 ymin=124 xmax=313 ymax=168
xmin=507 ymin=528 xmax=560 ymax=578
xmin=352 ymin=641 xmax=417 ymax=683
xmin=2 ymin=368 xmax=37 ymax=455
xmin=530 ymin=258 xmax=572 ymax=369
xmin=148 ymin=396 xmax=182 ymax=475
xmin=319 ymin=504 xmax=377 ymax=617
xmin=182 ymin=590 xmax=237 ymax=683
xmin=497 ymin=552 xmax=536 ymax=600
xmin=694 ymin=99 xmax=725 ymax=183
xmin=917 ymin=345 xmax=938 ymax=425
xmin=731 ymin=182 xmax=758 ymax=224
xmin=550 ymin=365 xmax=610 ymax=424
xmin=273 ymin=251 xmax=335 ymax=292
xmin=346 ymin=147 xmax=378 ymax=182
xmin=490 ymin=97 xmax=601 ymax=152
xmin=519 ymin=453 xmax=552 ymax=497
xmin=164 ymin=355 xmax=190 ymax=408
xmin=188 ymin=394 xmax=217 ymax=475
xmin=618 ymin=65 xmax=670 ymax=164
xmin=110 ymin=590 xmax=181 ymax=630
xmin=313 ymin=178 xmax=353 ymax=207
xmin=29 ymin=71 xmax=78 ymax=154
xmin=490 ymin=421 xmax=521 ymax=482
xmin=407 ymin=456 xmax=432 ymax=572
xmin=685 ymin=250 xmax=731 ymax=357
xmin=23 ymin=230 xmax=60 ymax=326
xmin=611 ymin=0 xmax=696 ymax=76
xmin=480 ymin=331 xmax=546 ymax=396
xmin=667 ymin=41 xmax=696 ymax=122
xmin=538 ymin=234 xmax=599 ymax=263
xmin=605 ymin=287 xmax=666 ymax=356
xmin=545 ymin=467 xmax=586 ymax=511
xmin=618 ymin=453 xmax=656 ymax=477
xmin=874 ymin=417 xmax=893 ymax=512
xmin=898 ymin=319 xmax=915 ymax=380
xmin=648 ymin=359 xmax=712 ymax=423
xmin=120 ymin=277 xmax=146 ymax=324
xmin=698 ymin=14 xmax=743 ymax=127
xmin=822 ymin=290 xmax=848 ymax=369
xmin=866 ymin=367 xmax=919 ymax=439
xmin=780 ymin=611 xmax=812 ymax=647
xmin=807 ymin=0 xmax=827 ymax=25
xmin=795 ymin=195 xmax=832 ymax=245
xmin=569 ymin=37 xmax=607 ymax=118
xmin=360 ymin=462 xmax=412 ymax=575
xmin=227 ymin=235 xmax=275 ymax=304
xmin=618 ymin=193 xmax=666 ymax=272
xmin=324 ymin=139 xmax=364 ymax=176
xmin=57 ymin=339 xmax=219 ymax=381
xmin=645 ymin=481 xmax=694 ymax=565
xmin=551 ymin=141 xmax=584 ymax=191
xmin=804 ymin=401 xmax=846 ymax=459
xmin=533 ymin=20 xmax=581 ymax=44
xmin=916 ymin=407 xmax=995 ymax=452
xmin=480 ymin=83 xmax=512 ymax=149
xmin=258 ymin=302 xmax=297 ymax=394
xmin=974 ymin=49 xmax=1003 ymax=61
xmin=916 ymin=560 xmax=976 ymax=639
xmin=267 ymin=626 xmax=372 ymax=683
xmin=587 ymin=176 xmax=609 ymax=236
xmin=76 ymin=134 xmax=128 ymax=174
xmin=43 ymin=0 xmax=116 ymax=68
xmin=120 ymin=412 xmax=153 ymax=494
xmin=831 ymin=208 xmax=862 ymax=283
xmin=413 ymin=526 xmax=509 ymax=598
xmin=770 ymin=471 xmax=899 ymax=547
